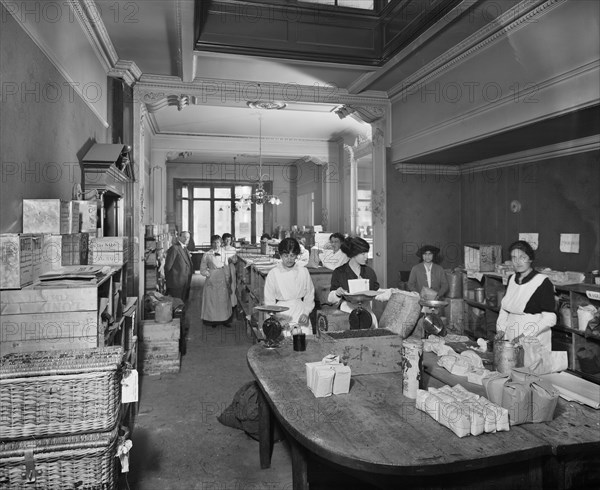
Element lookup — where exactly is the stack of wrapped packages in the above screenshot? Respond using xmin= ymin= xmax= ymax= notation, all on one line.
xmin=416 ymin=384 xmax=510 ymax=438
xmin=420 ymin=335 xmax=560 ymax=434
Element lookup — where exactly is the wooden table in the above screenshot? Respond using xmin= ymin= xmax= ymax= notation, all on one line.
xmin=422 ymin=352 xmax=600 ymax=490
xmin=247 ymin=341 xmax=553 ymax=490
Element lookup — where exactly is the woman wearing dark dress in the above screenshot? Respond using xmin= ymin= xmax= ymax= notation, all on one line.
xmin=327 ymin=237 xmax=380 ymax=324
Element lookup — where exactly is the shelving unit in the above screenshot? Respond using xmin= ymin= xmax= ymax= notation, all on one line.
xmin=553 ymin=283 xmax=600 ymax=383
xmin=461 ymin=271 xmax=506 ymax=340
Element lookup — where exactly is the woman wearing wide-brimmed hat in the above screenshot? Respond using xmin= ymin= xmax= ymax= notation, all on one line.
xmin=407 ymin=245 xmax=449 ymax=298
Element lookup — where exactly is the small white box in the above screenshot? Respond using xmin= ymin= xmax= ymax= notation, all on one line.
xmin=311 ymin=366 xmax=335 ymax=398
xmin=331 ymin=364 xmax=351 ymax=395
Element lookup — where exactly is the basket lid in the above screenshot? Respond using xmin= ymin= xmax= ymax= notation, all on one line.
xmin=0 ymin=347 xmax=123 ymax=379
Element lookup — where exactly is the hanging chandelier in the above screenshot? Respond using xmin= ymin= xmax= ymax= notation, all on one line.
xmin=236 ymin=114 xmax=282 ymax=209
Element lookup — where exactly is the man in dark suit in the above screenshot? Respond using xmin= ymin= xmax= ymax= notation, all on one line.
xmin=165 ymin=231 xmax=193 ymax=302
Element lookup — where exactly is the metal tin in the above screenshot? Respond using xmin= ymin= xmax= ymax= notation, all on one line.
xmin=474 ymin=288 xmax=485 ymax=303
xmin=401 ymin=338 xmax=423 ymax=399
xmin=493 ymin=340 xmax=524 ymax=374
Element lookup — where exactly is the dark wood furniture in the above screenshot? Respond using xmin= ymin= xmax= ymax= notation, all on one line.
xmin=247 ymin=341 xmax=555 ymax=490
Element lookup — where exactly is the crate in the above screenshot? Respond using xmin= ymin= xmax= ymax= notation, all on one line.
xmin=0 ymin=426 xmax=118 ymax=489
xmin=319 ymin=329 xmax=403 ymax=375
xmin=138 ymin=319 xmax=180 ymax=375
xmin=0 ymin=347 xmax=123 ymax=440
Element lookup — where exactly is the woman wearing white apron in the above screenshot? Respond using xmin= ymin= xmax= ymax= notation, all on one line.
xmin=263 ymin=238 xmax=315 ymax=336
xmin=496 ymin=240 xmax=557 ymax=352
xmin=200 ymin=235 xmax=233 ymax=328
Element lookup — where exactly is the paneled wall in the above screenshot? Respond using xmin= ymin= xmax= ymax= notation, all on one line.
xmin=0 ymin=7 xmax=109 ymax=233
xmin=385 ymin=165 xmax=462 ymax=287
xmin=461 ymin=154 xmax=600 ymax=272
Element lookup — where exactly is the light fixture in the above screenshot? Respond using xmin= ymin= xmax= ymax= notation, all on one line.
xmin=236 ymin=115 xmax=282 ymax=209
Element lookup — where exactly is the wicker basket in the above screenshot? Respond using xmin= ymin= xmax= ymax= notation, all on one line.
xmin=0 ymin=347 xmax=123 ymax=440
xmin=0 ymin=427 xmax=118 ymax=489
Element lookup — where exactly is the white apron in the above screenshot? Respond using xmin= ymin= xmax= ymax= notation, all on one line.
xmin=273 ymin=269 xmax=312 ymax=336
xmin=500 ymin=273 xmax=552 ymax=351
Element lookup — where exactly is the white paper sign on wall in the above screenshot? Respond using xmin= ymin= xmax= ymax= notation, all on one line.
xmin=560 ymin=234 xmax=580 ymax=253
xmin=519 ymin=233 xmax=539 ymax=250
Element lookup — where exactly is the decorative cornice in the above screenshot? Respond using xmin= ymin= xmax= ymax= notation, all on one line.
xmin=390 ymin=0 xmax=564 ymax=101
xmin=108 ymin=60 xmax=142 ymax=86
xmin=136 ymin=75 xmax=390 ymax=108
xmin=69 ymin=0 xmax=118 ymax=71
xmin=392 ymin=60 xmax=599 ymax=157
xmin=394 ymin=135 xmax=599 ymax=174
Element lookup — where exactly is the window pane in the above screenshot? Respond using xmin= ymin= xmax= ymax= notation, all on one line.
xmin=235 ymin=185 xmax=252 ymax=199
xmin=235 ymin=206 xmax=252 ymax=242
xmin=194 ymin=187 xmax=210 ymax=198
xmin=338 ymin=0 xmax=373 ymax=9
xmin=214 ymin=188 xmax=231 ymax=199
xmin=214 ymin=201 xmax=232 ymax=237
xmin=182 ymin=186 xmax=188 ymax=198
xmin=255 ymin=204 xmax=263 ymax=243
xmin=193 ymin=201 xmax=211 ymax=246
xmin=182 ymin=200 xmax=189 ymax=234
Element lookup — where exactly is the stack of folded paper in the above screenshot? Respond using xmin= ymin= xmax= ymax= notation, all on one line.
xmin=416 ymin=384 xmax=510 ymax=438
xmin=305 ymin=355 xmax=351 ymax=397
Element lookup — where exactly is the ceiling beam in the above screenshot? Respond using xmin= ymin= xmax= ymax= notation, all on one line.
xmin=348 ymin=0 xmax=480 ymax=94
xmin=177 ymin=0 xmax=196 ymax=82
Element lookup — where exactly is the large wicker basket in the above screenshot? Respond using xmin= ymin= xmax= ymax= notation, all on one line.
xmin=0 ymin=427 xmax=118 ymax=489
xmin=0 ymin=347 xmax=123 ymax=440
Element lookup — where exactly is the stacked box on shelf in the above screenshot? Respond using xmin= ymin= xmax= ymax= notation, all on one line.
xmin=0 ymin=347 xmax=123 ymax=489
xmin=61 ymin=232 xmax=89 ymax=266
xmin=72 ymin=199 xmax=98 ymax=233
xmin=138 ymin=319 xmax=180 ymax=375
xmin=22 ymin=199 xmax=79 ymax=235
xmin=0 ymin=234 xmax=33 ymax=289
xmin=89 ymin=237 xmax=128 ymax=265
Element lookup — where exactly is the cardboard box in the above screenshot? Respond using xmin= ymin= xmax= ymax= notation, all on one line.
xmin=88 ymin=237 xmax=128 ymax=265
xmin=22 ymin=199 xmax=79 ymax=234
xmin=464 ymin=244 xmax=502 ymax=272
xmin=320 ymin=329 xmax=403 ymax=375
xmin=0 ymin=234 xmax=33 ymax=289
xmin=73 ymin=200 xmax=98 ymax=232
xmin=61 ymin=233 xmax=89 ymax=266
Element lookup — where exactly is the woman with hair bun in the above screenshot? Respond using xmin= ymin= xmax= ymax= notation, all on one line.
xmin=328 ymin=237 xmax=379 ymax=320
xmin=496 ymin=240 xmax=556 ymax=352
xmin=263 ymin=237 xmax=315 ymax=335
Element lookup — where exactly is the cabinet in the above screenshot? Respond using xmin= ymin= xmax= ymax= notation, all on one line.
xmin=553 ymin=283 xmax=600 ymax=384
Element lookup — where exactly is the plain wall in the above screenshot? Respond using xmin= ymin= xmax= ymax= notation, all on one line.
xmin=0 ymin=7 xmax=109 ymax=233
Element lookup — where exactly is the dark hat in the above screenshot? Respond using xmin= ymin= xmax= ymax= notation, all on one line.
xmin=416 ymin=245 xmax=440 ymax=257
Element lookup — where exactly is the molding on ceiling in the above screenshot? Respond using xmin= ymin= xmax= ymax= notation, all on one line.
xmin=391 ymin=60 xmax=600 ymax=160
xmin=70 ymin=0 xmax=117 ymax=71
xmin=349 ymin=0 xmax=479 ymax=94
xmin=134 ymin=75 xmax=390 ymax=108
xmin=1 ymin=0 xmax=109 ymax=128
xmin=177 ymin=0 xmax=195 ymax=83
xmin=394 ymin=135 xmax=599 ymax=174
xmin=389 ymin=0 xmax=564 ymax=101
xmin=108 ymin=60 xmax=142 ymax=86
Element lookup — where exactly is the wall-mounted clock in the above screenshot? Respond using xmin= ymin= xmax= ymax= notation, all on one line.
xmin=510 ymin=200 xmax=522 ymax=213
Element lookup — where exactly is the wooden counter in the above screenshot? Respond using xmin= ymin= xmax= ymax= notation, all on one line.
xmin=248 ymin=340 xmax=554 ymax=490
xmin=423 ymin=352 xmax=600 ymax=490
